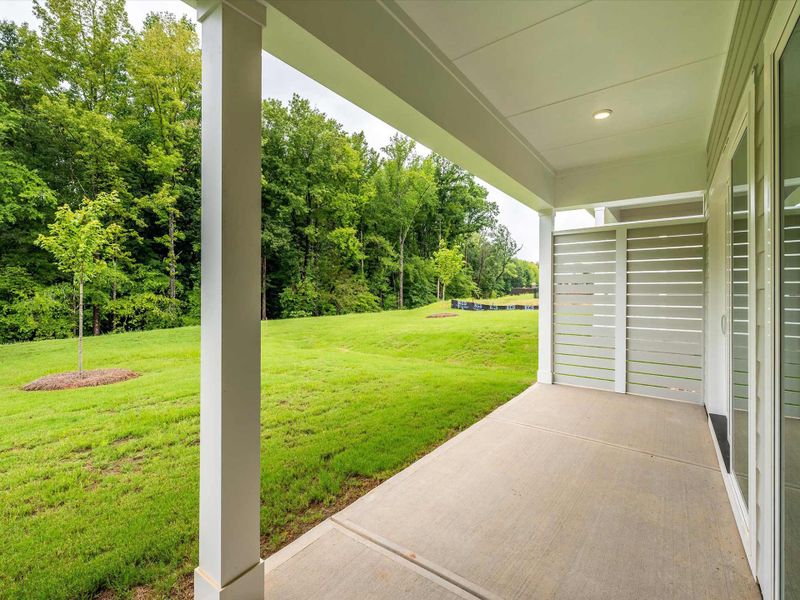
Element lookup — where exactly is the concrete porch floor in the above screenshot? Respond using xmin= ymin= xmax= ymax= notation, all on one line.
xmin=263 ymin=384 xmax=760 ymax=599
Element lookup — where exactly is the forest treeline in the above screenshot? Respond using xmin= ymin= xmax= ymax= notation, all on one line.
xmin=0 ymin=0 xmax=537 ymax=344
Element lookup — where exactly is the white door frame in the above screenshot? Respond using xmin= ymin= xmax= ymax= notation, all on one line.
xmin=764 ymin=2 xmax=800 ymax=597
xmin=721 ymin=79 xmax=758 ymax=573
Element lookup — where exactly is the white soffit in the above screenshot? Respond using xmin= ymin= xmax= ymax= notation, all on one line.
xmin=396 ymin=0 xmax=738 ymax=172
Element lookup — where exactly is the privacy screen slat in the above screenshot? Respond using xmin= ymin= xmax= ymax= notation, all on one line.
xmin=554 ymin=343 xmax=615 ymax=359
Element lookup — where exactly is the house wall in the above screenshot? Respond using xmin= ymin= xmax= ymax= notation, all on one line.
xmin=705 ymin=1 xmax=787 ymax=595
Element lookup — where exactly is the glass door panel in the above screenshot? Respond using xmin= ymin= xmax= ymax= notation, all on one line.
xmin=780 ymin=18 xmax=800 ymax=598
xmin=731 ymin=132 xmax=750 ymax=509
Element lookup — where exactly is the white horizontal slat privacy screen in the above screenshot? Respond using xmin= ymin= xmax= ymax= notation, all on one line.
xmin=553 ymin=230 xmax=617 ymax=390
xmin=626 ymin=223 xmax=705 ymax=402
xmin=551 ymin=221 xmax=705 ymax=403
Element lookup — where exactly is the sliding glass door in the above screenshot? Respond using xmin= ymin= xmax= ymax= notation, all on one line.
xmin=780 ymin=17 xmax=800 ymax=599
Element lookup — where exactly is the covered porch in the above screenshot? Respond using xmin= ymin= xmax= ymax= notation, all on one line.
xmin=188 ymin=0 xmax=784 ymax=598
xmin=263 ymin=383 xmax=757 ymax=600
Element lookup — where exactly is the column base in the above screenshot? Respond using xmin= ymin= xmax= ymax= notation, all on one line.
xmin=194 ymin=559 xmax=264 ymax=600
xmin=537 ymin=370 xmax=553 ymax=384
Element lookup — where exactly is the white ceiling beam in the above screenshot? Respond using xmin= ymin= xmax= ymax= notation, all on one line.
xmin=554 ymin=149 xmax=706 ymax=210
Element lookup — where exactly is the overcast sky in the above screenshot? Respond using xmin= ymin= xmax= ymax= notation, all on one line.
xmin=0 ymin=0 xmax=597 ymax=261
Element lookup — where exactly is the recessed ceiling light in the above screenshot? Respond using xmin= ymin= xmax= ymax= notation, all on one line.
xmin=593 ymin=109 xmax=613 ymax=120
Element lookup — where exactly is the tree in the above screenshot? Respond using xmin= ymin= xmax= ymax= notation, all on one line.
xmin=130 ymin=13 xmax=200 ymax=305
xmin=486 ymin=224 xmax=521 ymax=292
xmin=432 ymin=240 xmax=463 ymax=300
xmin=34 ymin=95 xmax=131 ymax=203
xmin=423 ymin=155 xmax=496 ymax=255
xmin=0 ymin=90 xmax=57 ymax=274
xmin=0 ymin=0 xmax=530 ymax=342
xmin=36 ymin=193 xmax=116 ymax=374
xmin=260 ymin=96 xmax=367 ymax=318
xmin=464 ymin=223 xmax=523 ymax=298
xmin=33 ymin=0 xmax=131 ymax=113
xmin=372 ymin=135 xmax=437 ymax=308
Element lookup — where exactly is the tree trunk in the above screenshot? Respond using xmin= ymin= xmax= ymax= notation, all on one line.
xmin=78 ymin=276 xmax=84 ymax=377
xmin=436 ymin=278 xmax=440 ymax=300
xmin=398 ymin=237 xmax=405 ymax=309
xmin=442 ymin=283 xmax=446 ymax=300
xmin=261 ymin=255 xmax=268 ymax=320
xmin=111 ymin=260 xmax=117 ymax=301
xmin=93 ymin=304 xmax=100 ymax=336
xmin=168 ymin=212 xmax=176 ymax=302
xmin=302 ymin=190 xmax=312 ymax=280
xmin=110 ymin=262 xmax=118 ymax=332
xmin=359 ymin=228 xmax=365 ymax=276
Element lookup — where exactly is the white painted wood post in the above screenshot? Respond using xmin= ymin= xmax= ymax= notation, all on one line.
xmin=194 ymin=2 xmax=266 ymax=599
xmin=614 ymin=228 xmax=627 ymax=393
xmin=538 ymin=211 xmax=554 ymax=384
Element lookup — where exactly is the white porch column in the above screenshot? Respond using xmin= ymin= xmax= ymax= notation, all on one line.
xmin=537 ymin=211 xmax=554 ymax=384
xmin=614 ymin=228 xmax=627 ymax=393
xmin=194 ymin=2 xmax=266 ymax=599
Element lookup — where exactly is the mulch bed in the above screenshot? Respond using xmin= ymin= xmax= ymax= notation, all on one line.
xmin=426 ymin=312 xmax=458 ymax=319
xmin=22 ymin=369 xmax=140 ymax=391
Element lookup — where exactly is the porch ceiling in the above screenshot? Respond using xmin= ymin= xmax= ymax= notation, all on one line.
xmin=397 ymin=0 xmax=736 ymax=172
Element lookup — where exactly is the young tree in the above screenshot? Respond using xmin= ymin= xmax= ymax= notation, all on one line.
xmin=36 ymin=193 xmax=116 ymax=375
xmin=373 ymin=135 xmax=437 ymax=308
xmin=432 ymin=240 xmax=464 ymax=300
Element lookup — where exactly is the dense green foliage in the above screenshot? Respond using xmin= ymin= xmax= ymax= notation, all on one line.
xmin=0 ymin=0 xmax=537 ymax=343
xmin=0 ymin=301 xmax=536 ymax=598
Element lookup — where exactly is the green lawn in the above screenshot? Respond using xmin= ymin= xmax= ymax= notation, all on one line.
xmin=0 ymin=301 xmax=536 ymax=599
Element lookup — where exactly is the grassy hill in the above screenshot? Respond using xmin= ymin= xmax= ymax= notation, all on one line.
xmin=0 ymin=300 xmax=537 ymax=599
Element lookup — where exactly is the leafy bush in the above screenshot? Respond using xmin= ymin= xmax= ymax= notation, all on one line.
xmin=444 ymin=268 xmax=477 ymax=300
xmin=327 ymin=275 xmax=379 ymax=315
xmin=280 ymin=280 xmax=321 ymax=318
xmin=403 ymin=255 xmax=437 ymax=308
xmin=0 ymin=283 xmax=74 ymax=342
xmin=108 ymin=292 xmax=182 ymax=332
xmin=183 ymin=285 xmax=201 ymax=325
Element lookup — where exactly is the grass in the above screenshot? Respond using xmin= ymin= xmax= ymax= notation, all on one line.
xmin=0 ymin=300 xmax=537 ymax=599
